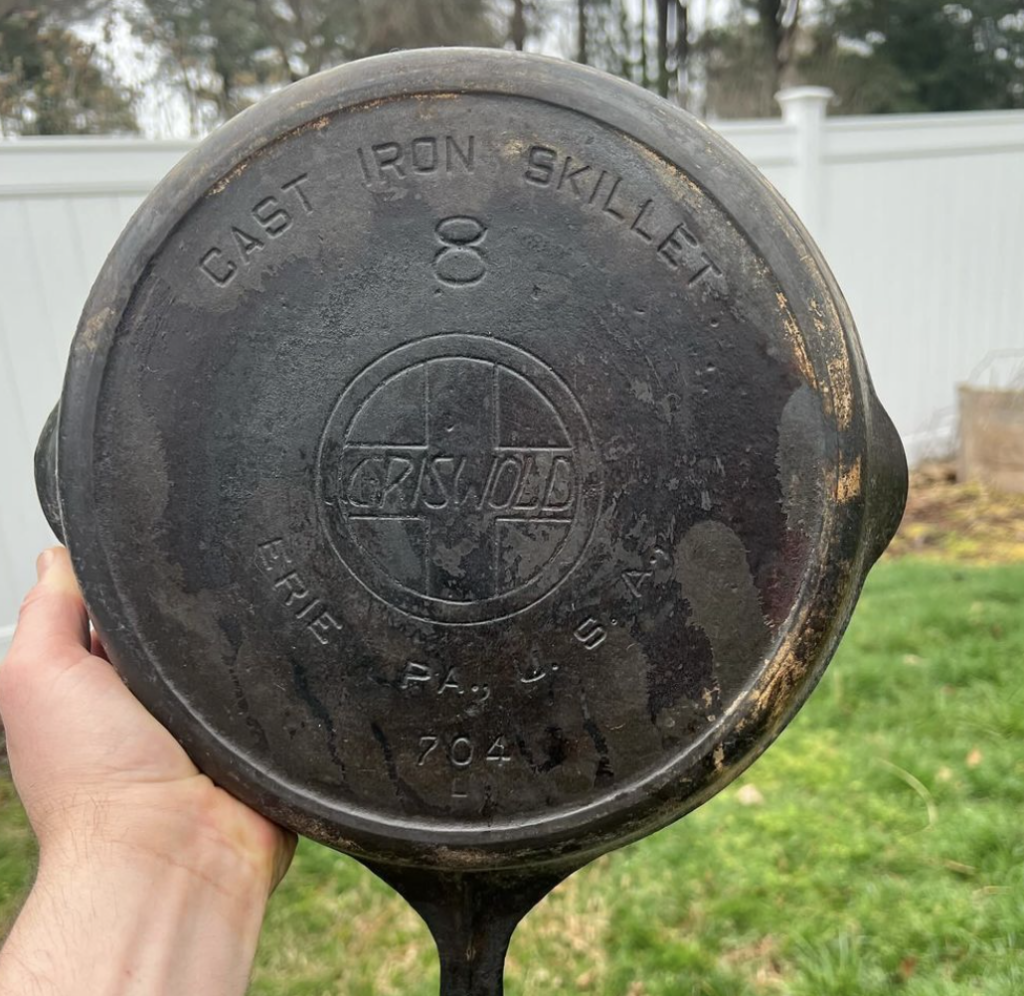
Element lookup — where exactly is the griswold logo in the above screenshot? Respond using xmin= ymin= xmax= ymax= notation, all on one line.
xmin=317 ymin=334 xmax=602 ymax=625
xmin=342 ymin=449 xmax=575 ymax=516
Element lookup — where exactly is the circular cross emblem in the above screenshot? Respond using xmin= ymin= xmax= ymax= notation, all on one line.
xmin=317 ymin=334 xmax=602 ymax=624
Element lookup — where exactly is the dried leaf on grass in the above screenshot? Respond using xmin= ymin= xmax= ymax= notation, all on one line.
xmin=886 ymin=461 xmax=1024 ymax=564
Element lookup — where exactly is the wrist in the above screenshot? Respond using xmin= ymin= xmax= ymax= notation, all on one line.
xmin=37 ymin=823 xmax=275 ymax=915
xmin=3 ymin=823 xmax=270 ymax=996
xmin=34 ymin=775 xmax=283 ymax=904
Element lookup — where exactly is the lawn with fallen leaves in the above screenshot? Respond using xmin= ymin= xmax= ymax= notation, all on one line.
xmin=887 ymin=462 xmax=1024 ymax=564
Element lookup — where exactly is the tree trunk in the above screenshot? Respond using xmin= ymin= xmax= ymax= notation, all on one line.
xmin=777 ymin=0 xmax=801 ymax=89
xmin=249 ymin=0 xmax=302 ymax=83
xmin=639 ymin=0 xmax=649 ymax=89
xmin=757 ymin=0 xmax=782 ymax=94
xmin=656 ymin=0 xmax=669 ymax=98
xmin=616 ymin=0 xmax=634 ymax=81
xmin=756 ymin=0 xmax=800 ymax=95
xmin=577 ymin=0 xmax=588 ymax=64
xmin=510 ymin=0 xmax=526 ymax=51
xmin=676 ymin=0 xmax=688 ymax=105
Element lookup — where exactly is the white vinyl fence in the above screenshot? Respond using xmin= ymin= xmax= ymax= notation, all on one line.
xmin=2 ymin=90 xmax=1023 ymax=646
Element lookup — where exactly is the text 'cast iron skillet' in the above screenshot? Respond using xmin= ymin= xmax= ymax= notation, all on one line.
xmin=36 ymin=49 xmax=908 ymax=996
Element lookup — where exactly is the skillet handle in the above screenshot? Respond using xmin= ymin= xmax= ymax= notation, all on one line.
xmin=363 ymin=860 xmax=574 ymax=996
xmin=35 ymin=403 xmax=66 ymax=544
xmin=863 ymin=391 xmax=908 ymax=566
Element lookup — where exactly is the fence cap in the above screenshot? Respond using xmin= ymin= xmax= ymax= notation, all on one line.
xmin=775 ymin=86 xmax=835 ymax=117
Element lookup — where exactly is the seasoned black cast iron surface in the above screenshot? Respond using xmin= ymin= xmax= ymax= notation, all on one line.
xmin=37 ymin=49 xmax=907 ymax=995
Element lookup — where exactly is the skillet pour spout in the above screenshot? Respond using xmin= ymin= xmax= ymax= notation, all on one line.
xmin=35 ymin=49 xmax=907 ymax=995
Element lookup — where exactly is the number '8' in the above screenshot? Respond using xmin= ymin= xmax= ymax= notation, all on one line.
xmin=433 ymin=215 xmax=487 ymax=287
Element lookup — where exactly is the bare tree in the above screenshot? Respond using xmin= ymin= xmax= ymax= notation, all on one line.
xmin=639 ymin=0 xmax=650 ymax=87
xmin=0 ymin=3 xmax=137 ymax=135
xmin=577 ymin=0 xmax=588 ymax=63
xmin=126 ymin=0 xmax=502 ymax=134
xmin=510 ymin=0 xmax=526 ymax=49
xmin=651 ymin=0 xmax=690 ymax=101
xmin=756 ymin=0 xmax=801 ymax=91
xmin=677 ymin=0 xmax=689 ymax=99
xmin=656 ymin=0 xmax=670 ymax=96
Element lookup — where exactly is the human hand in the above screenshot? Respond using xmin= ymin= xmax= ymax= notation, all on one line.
xmin=0 ymin=547 xmax=296 ymax=995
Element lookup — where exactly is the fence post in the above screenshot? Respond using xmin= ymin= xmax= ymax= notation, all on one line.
xmin=775 ymin=86 xmax=834 ymax=237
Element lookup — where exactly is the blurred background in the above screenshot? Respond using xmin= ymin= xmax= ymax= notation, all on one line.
xmin=2 ymin=2 xmax=1024 ymax=994
xmin=4 ymin=0 xmax=1024 ymax=135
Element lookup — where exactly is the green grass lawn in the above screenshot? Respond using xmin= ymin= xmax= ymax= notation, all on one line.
xmin=3 ymin=557 xmax=1023 ymax=994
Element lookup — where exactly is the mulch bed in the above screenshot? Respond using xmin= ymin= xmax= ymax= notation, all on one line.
xmin=887 ymin=461 xmax=1024 ymax=564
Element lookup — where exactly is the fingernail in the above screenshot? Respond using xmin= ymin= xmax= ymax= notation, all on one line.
xmin=36 ymin=549 xmax=56 ymax=580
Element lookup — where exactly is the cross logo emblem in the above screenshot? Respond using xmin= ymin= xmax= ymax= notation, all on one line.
xmin=318 ymin=335 xmax=602 ymax=625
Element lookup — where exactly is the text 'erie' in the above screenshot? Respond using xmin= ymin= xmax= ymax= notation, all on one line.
xmin=199 ymin=174 xmax=313 ymax=287
xmin=523 ymin=144 xmax=725 ymax=290
xmin=256 ymin=537 xmax=342 ymax=646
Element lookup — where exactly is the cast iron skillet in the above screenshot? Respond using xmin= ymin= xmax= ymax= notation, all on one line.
xmin=36 ymin=49 xmax=907 ymax=995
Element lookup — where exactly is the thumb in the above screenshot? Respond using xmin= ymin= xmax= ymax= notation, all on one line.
xmin=0 ymin=548 xmax=94 ymax=790
xmin=4 ymin=548 xmax=90 ymax=680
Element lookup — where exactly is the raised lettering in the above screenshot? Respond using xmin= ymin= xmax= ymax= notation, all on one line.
xmin=657 ymin=222 xmax=698 ymax=269
xmin=372 ymin=142 xmax=405 ymax=180
xmin=400 ymin=660 xmax=433 ymax=690
xmin=411 ymin=137 xmax=438 ymax=173
xmin=199 ymin=247 xmax=236 ymax=286
xmin=306 ymin=609 xmax=341 ymax=645
xmin=252 ymin=195 xmax=292 ymax=236
xmin=630 ymin=199 xmax=655 ymax=243
xmin=231 ymin=226 xmax=264 ymax=261
xmin=445 ymin=135 xmax=474 ymax=172
xmin=602 ymin=176 xmax=625 ymax=220
xmin=525 ymin=145 xmax=556 ymax=186
xmin=281 ymin=174 xmax=313 ymax=212
xmin=542 ymin=456 xmax=575 ymax=513
xmin=557 ymin=156 xmax=592 ymax=196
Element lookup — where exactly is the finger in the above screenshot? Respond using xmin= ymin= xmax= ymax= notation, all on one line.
xmin=7 ymin=547 xmax=90 ymax=668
